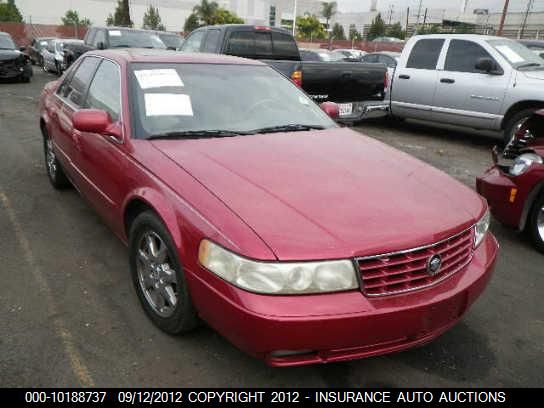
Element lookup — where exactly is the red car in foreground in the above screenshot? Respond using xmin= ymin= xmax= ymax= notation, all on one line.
xmin=477 ymin=110 xmax=544 ymax=253
xmin=39 ymin=49 xmax=498 ymax=366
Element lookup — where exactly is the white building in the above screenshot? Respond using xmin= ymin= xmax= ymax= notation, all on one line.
xmin=9 ymin=0 xmax=270 ymax=30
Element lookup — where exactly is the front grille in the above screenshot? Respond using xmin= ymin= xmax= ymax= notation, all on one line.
xmin=357 ymin=228 xmax=474 ymax=297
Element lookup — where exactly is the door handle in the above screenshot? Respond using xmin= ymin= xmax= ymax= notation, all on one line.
xmin=399 ymin=74 xmax=410 ymax=79
xmin=440 ymin=78 xmax=455 ymax=84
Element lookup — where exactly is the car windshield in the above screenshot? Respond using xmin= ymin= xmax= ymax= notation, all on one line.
xmin=128 ymin=63 xmax=336 ymax=139
xmin=0 ymin=35 xmax=15 ymax=50
xmin=109 ymin=30 xmax=166 ymax=49
xmin=158 ymin=34 xmax=182 ymax=49
xmin=488 ymin=39 xmax=544 ymax=70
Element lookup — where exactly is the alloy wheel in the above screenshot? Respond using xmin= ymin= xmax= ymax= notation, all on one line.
xmin=46 ymin=138 xmax=57 ymax=178
xmin=136 ymin=231 xmax=178 ymax=318
xmin=537 ymin=206 xmax=544 ymax=242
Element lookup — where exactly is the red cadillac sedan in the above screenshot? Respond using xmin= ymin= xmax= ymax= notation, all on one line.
xmin=39 ymin=49 xmax=498 ymax=366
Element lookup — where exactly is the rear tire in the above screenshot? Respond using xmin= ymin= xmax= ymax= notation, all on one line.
xmin=129 ymin=211 xmax=198 ymax=334
xmin=503 ymin=108 xmax=538 ymax=147
xmin=43 ymin=128 xmax=70 ymax=189
xmin=527 ymin=193 xmax=544 ymax=254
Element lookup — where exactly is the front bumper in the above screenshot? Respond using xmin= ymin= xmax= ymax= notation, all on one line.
xmin=187 ymin=233 xmax=498 ymax=367
xmin=0 ymin=60 xmax=32 ymax=79
xmin=476 ymin=166 xmax=529 ymax=229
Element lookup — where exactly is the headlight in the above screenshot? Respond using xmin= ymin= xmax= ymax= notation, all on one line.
xmin=474 ymin=210 xmax=490 ymax=248
xmin=198 ymin=240 xmax=359 ymax=294
xmin=509 ymin=153 xmax=542 ymax=176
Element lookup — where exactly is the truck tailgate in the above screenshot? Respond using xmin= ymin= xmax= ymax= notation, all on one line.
xmin=302 ymin=62 xmax=386 ymax=103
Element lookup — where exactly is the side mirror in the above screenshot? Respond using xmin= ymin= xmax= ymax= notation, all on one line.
xmin=73 ymin=109 xmax=111 ymax=134
xmin=475 ymin=57 xmax=501 ymax=74
xmin=320 ymin=101 xmax=339 ymax=119
xmin=19 ymin=46 xmax=26 ymax=52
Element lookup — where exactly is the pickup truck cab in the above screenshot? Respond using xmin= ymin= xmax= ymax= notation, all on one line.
xmin=181 ymin=24 xmax=388 ymax=123
xmin=390 ymin=34 xmax=544 ymax=144
xmin=63 ymin=26 xmax=166 ymax=70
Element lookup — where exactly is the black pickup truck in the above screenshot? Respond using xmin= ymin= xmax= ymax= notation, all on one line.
xmin=63 ymin=26 xmax=167 ymax=69
xmin=180 ymin=25 xmax=388 ymax=122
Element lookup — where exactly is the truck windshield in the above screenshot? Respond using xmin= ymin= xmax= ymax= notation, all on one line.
xmin=109 ymin=30 xmax=166 ymax=49
xmin=128 ymin=63 xmax=335 ymax=139
xmin=0 ymin=35 xmax=15 ymax=50
xmin=488 ymin=39 xmax=544 ymax=70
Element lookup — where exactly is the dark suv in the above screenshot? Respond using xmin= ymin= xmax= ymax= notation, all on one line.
xmin=0 ymin=32 xmax=33 ymax=82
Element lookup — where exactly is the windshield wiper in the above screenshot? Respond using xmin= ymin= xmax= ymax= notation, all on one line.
xmin=147 ymin=130 xmax=250 ymax=140
xmin=247 ymin=124 xmax=326 ymax=134
xmin=111 ymin=44 xmax=131 ymax=48
xmin=517 ymin=62 xmax=542 ymax=69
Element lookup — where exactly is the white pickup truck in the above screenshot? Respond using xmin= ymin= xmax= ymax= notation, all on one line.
xmin=389 ymin=34 xmax=544 ymax=144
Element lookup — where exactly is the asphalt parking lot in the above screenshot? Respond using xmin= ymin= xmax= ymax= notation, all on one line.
xmin=0 ymin=67 xmax=542 ymax=388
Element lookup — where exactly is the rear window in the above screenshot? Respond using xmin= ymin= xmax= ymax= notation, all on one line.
xmin=406 ymin=39 xmax=444 ymax=70
xmin=225 ymin=30 xmax=299 ymax=60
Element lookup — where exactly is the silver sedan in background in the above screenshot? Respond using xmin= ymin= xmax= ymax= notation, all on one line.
xmin=42 ymin=38 xmax=83 ymax=75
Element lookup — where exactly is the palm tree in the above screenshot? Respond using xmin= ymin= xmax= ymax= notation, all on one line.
xmin=193 ymin=0 xmax=219 ymax=26
xmin=321 ymin=2 xmax=337 ymax=30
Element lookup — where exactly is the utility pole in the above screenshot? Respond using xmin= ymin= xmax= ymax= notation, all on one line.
xmin=416 ymin=0 xmax=423 ymax=25
xmin=497 ymin=0 xmax=510 ymax=36
xmin=388 ymin=4 xmax=394 ymax=25
xmin=292 ymin=0 xmax=297 ymax=37
xmin=406 ymin=7 xmax=410 ymax=33
xmin=520 ymin=0 xmax=534 ymax=39
xmin=423 ymin=8 xmax=428 ymax=25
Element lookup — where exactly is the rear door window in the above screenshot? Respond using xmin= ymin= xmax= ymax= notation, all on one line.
xmin=271 ymin=32 xmax=299 ymax=60
xmin=406 ymin=39 xmax=444 ymax=70
xmin=226 ymin=31 xmax=254 ymax=57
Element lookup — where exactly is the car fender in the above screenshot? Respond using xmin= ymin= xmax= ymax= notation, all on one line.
xmin=519 ymin=178 xmax=544 ymax=231
xmin=122 ymin=187 xmax=183 ymax=250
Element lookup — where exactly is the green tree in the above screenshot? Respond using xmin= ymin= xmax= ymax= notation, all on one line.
xmin=193 ymin=0 xmax=219 ymax=26
xmin=61 ymin=10 xmax=91 ymax=27
xmin=367 ymin=13 xmax=385 ymax=40
xmin=212 ymin=8 xmax=244 ymax=25
xmin=183 ymin=13 xmax=200 ymax=33
xmin=321 ymin=2 xmax=336 ymax=30
xmin=386 ymin=22 xmax=405 ymax=39
xmin=142 ymin=5 xmax=165 ymax=30
xmin=331 ymin=22 xmax=345 ymax=40
xmin=296 ymin=14 xmax=326 ymax=40
xmin=416 ymin=24 xmax=441 ymax=35
xmin=106 ymin=0 xmax=132 ymax=27
xmin=0 ymin=0 xmax=23 ymax=23
xmin=348 ymin=24 xmax=362 ymax=41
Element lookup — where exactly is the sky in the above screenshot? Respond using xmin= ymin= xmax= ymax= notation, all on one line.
xmin=337 ymin=0 xmax=544 ymax=14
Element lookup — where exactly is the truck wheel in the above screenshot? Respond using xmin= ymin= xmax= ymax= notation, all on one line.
xmin=503 ymin=108 xmax=538 ymax=146
xmin=129 ymin=211 xmax=198 ymax=334
xmin=527 ymin=193 xmax=544 ymax=254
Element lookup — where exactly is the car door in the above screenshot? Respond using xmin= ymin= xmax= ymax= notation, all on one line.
xmin=391 ymin=38 xmax=445 ymax=121
xmin=77 ymin=58 xmax=126 ymax=229
xmin=432 ymin=39 xmax=509 ymax=130
xmin=53 ymin=56 xmax=101 ymax=185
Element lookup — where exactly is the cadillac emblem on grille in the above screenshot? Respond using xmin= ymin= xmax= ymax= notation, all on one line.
xmin=426 ymin=254 xmax=442 ymax=276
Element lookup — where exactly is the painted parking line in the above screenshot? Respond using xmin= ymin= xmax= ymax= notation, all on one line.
xmin=0 ymin=190 xmax=94 ymax=387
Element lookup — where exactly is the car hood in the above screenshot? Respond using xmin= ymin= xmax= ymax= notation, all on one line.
xmin=522 ymin=69 xmax=544 ymax=81
xmin=0 ymin=49 xmax=20 ymax=61
xmin=151 ymin=128 xmax=485 ymax=260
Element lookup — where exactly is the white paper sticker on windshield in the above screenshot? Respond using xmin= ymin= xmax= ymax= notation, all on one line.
xmin=135 ymin=69 xmax=184 ymax=89
xmin=40 ymin=41 xmax=48 ymax=46
xmin=109 ymin=30 xmax=122 ymax=37
xmin=495 ymin=45 xmax=524 ymax=63
xmin=144 ymin=94 xmax=193 ymax=116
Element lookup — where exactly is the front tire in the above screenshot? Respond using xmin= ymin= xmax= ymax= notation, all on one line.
xmin=129 ymin=211 xmax=198 ymax=334
xmin=43 ymin=129 xmax=70 ymax=189
xmin=527 ymin=193 xmax=544 ymax=254
xmin=503 ymin=108 xmax=538 ymax=147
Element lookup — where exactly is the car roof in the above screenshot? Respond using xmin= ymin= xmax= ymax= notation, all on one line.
xmin=411 ymin=33 xmax=506 ymax=41
xmin=89 ymin=49 xmax=265 ymax=66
